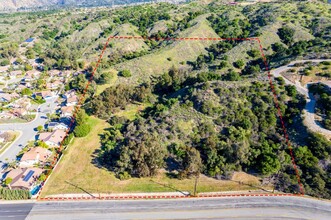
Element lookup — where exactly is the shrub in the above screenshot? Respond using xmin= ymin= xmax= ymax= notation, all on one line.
xmin=0 ymin=187 xmax=31 ymax=200
xmin=63 ymin=133 xmax=74 ymax=145
xmin=278 ymin=27 xmax=295 ymax=45
xmin=0 ymin=59 xmax=10 ymax=66
xmin=4 ymin=178 xmax=12 ymax=186
xmin=223 ymin=70 xmax=241 ymax=81
xmin=119 ymin=69 xmax=132 ymax=77
xmin=74 ymin=124 xmax=91 ymax=137
xmin=118 ymin=171 xmax=131 ymax=180
xmin=233 ymin=60 xmax=245 ymax=69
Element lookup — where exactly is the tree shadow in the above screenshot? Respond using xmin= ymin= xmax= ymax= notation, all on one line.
xmin=216 ymin=174 xmax=271 ymax=193
xmin=65 ymin=181 xmax=97 ymax=198
xmin=149 ymin=179 xmax=190 ymax=196
xmin=91 ymin=148 xmax=103 ymax=169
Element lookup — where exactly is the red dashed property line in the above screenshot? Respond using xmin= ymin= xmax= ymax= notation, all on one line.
xmin=36 ymin=36 xmax=304 ymax=201
xmin=109 ymin=36 xmax=259 ymax=41
xmin=37 ymin=193 xmax=302 ymax=201
xmin=256 ymin=38 xmax=304 ymax=195
xmin=35 ymin=35 xmax=113 ymax=200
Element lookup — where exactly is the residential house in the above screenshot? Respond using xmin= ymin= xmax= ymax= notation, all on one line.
xmin=17 ymin=84 xmax=28 ymax=92
xmin=34 ymin=91 xmax=54 ymax=100
xmin=9 ymin=98 xmax=31 ymax=110
xmin=5 ymin=167 xmax=43 ymax=190
xmin=48 ymin=70 xmax=61 ymax=77
xmin=63 ymin=89 xmax=76 ymax=99
xmin=11 ymin=107 xmax=28 ymax=117
xmin=24 ymin=70 xmax=40 ymax=81
xmin=60 ymin=71 xmax=72 ymax=78
xmin=46 ymin=80 xmax=61 ymax=90
xmin=47 ymin=121 xmax=69 ymax=131
xmin=9 ymin=70 xmax=23 ymax=77
xmin=0 ymin=65 xmax=9 ymax=73
xmin=38 ymin=129 xmax=67 ymax=147
xmin=66 ymin=95 xmax=78 ymax=106
xmin=60 ymin=106 xmax=75 ymax=117
xmin=0 ymin=92 xmax=19 ymax=103
xmin=19 ymin=147 xmax=52 ymax=167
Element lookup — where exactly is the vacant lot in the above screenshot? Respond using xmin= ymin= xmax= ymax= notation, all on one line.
xmin=40 ymin=117 xmax=270 ymax=198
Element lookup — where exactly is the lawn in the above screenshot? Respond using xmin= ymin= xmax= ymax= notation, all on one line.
xmin=0 ymin=114 xmax=36 ymax=124
xmin=40 ymin=117 xmax=271 ymax=198
xmin=0 ymin=131 xmax=21 ymax=155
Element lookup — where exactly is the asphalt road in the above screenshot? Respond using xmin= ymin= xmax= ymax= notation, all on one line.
xmin=0 ymin=196 xmax=322 ymax=220
xmin=271 ymin=59 xmax=331 ymax=138
xmin=0 ymin=96 xmax=58 ymax=174
xmin=0 ymin=202 xmax=34 ymax=220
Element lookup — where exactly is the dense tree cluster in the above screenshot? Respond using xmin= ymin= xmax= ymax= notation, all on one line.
xmin=87 ymin=84 xmax=152 ymax=119
xmin=309 ymin=83 xmax=331 ymax=130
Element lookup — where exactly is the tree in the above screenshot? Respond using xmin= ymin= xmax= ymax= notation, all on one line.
xmin=4 ymin=177 xmax=12 ymax=186
xmin=21 ymin=88 xmax=32 ymax=96
xmin=36 ymin=140 xmax=49 ymax=148
xmin=75 ymin=109 xmax=88 ymax=126
xmin=278 ymin=27 xmax=295 ymax=45
xmin=247 ymin=49 xmax=260 ymax=58
xmin=306 ymin=132 xmax=331 ymax=159
xmin=97 ymin=72 xmax=112 ymax=84
xmin=74 ymin=124 xmax=91 ymax=137
xmin=119 ymin=69 xmax=132 ymax=77
xmin=37 ymin=125 xmax=43 ymax=132
xmin=24 ymin=64 xmax=33 ymax=71
xmin=285 ymin=85 xmax=297 ymax=97
xmin=26 ymin=47 xmax=35 ymax=59
xmin=223 ymin=70 xmax=241 ymax=81
xmin=15 ymin=57 xmax=23 ymax=64
xmin=260 ymin=153 xmax=281 ymax=175
xmin=0 ymin=59 xmax=10 ymax=66
xmin=234 ymin=60 xmax=245 ymax=69
xmin=78 ymin=60 xmax=85 ymax=69
xmin=179 ymin=147 xmax=202 ymax=178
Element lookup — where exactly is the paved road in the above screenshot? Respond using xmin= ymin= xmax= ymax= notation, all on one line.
xmin=271 ymin=59 xmax=331 ymax=138
xmin=0 ymin=202 xmax=34 ymax=220
xmin=0 ymin=196 xmax=324 ymax=220
xmin=0 ymin=96 xmax=58 ymax=174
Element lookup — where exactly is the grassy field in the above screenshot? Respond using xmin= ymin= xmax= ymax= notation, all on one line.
xmin=0 ymin=131 xmax=20 ymax=155
xmin=0 ymin=115 xmax=36 ymax=124
xmin=40 ymin=117 xmax=270 ymax=198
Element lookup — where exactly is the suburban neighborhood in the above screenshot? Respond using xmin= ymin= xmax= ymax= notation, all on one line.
xmin=0 ymin=37 xmax=80 ymax=197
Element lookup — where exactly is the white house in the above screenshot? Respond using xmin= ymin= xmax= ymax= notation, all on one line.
xmin=47 ymin=122 xmax=69 ymax=131
xmin=19 ymin=147 xmax=52 ymax=167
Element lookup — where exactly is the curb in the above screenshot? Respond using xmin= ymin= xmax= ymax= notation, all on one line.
xmin=38 ymin=193 xmax=303 ymax=201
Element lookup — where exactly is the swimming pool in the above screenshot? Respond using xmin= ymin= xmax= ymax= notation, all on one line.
xmin=31 ymin=185 xmax=41 ymax=195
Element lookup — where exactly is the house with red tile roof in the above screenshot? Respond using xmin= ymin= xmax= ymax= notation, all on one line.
xmin=38 ymin=130 xmax=67 ymax=147
xmin=19 ymin=147 xmax=52 ymax=167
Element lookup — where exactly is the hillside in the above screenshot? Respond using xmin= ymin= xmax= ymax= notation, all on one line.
xmin=0 ymin=0 xmax=179 ymax=12
xmin=114 ymin=15 xmax=220 ymax=85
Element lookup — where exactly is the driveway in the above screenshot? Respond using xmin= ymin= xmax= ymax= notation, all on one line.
xmin=0 ymin=96 xmax=59 ymax=173
xmin=270 ymin=59 xmax=331 ymax=138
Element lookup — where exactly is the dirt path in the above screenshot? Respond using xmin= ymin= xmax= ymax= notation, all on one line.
xmin=271 ymin=59 xmax=331 ymax=139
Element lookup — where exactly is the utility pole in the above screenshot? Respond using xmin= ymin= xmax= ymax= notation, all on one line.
xmin=193 ymin=173 xmax=199 ymax=197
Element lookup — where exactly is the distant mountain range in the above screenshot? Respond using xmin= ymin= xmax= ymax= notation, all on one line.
xmin=0 ymin=0 xmax=185 ymax=12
